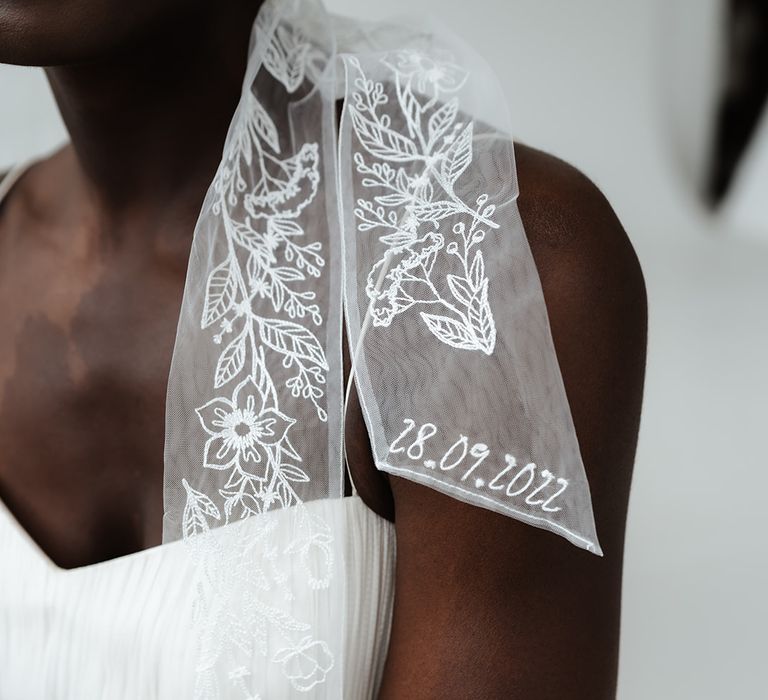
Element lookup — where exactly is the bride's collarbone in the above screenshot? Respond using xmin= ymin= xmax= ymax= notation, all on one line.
xmin=0 ymin=195 xmax=187 ymax=569
xmin=0 ymin=186 xmax=393 ymax=569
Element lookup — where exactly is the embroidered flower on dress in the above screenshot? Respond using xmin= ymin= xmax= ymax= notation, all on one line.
xmin=273 ymin=636 xmax=334 ymax=691
xmin=196 ymin=376 xmax=296 ymax=471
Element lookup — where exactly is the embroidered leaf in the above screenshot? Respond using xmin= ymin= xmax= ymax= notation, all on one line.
xmin=202 ymin=258 xmax=236 ymax=328
xmin=420 ymin=311 xmax=478 ymax=350
xmin=380 ymin=230 xmax=416 ymax=247
xmin=269 ymin=218 xmax=303 ymax=237
xmin=246 ymin=252 xmax=261 ymax=289
xmin=262 ymin=25 xmax=308 ymax=92
xmin=252 ymin=96 xmax=281 ymax=153
xmin=422 ymin=245 xmax=440 ymax=277
xmin=396 ymin=168 xmax=409 ymax=192
xmin=235 ymin=222 xmax=259 ymax=248
xmin=469 ymin=249 xmax=485 ymax=289
xmin=467 ymin=278 xmax=496 ymax=354
xmin=215 ymin=331 xmax=247 ymax=388
xmin=440 ymin=122 xmax=473 ymax=187
xmin=446 ymin=274 xmax=475 ymax=306
xmin=223 ymin=493 xmax=238 ymax=523
xmin=239 ymin=492 xmax=265 ymax=517
xmin=374 ymin=193 xmax=411 ymax=206
xmin=349 ymin=107 xmax=419 ymax=162
xmin=259 ymin=319 xmax=329 ymax=369
xmin=281 ymin=436 xmax=302 ymax=461
xmin=273 ymin=266 xmax=306 ymax=282
xmin=281 ymin=464 xmax=311 ymax=483
xmin=223 ymin=468 xmax=246 ymax=490
xmin=428 ymin=98 xmax=458 ymax=147
xmin=411 ymin=200 xmax=460 ymax=223
xmin=270 ymin=276 xmax=285 ymax=313
xmin=276 ymin=481 xmax=293 ymax=507
xmin=182 ymin=478 xmax=221 ymax=539
xmin=282 ymin=39 xmax=310 ymax=91
xmin=399 ymin=81 xmax=421 ymax=135
xmin=228 ymin=114 xmax=254 ymax=166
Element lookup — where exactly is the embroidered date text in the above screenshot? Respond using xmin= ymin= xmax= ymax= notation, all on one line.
xmin=389 ymin=419 xmax=569 ymax=513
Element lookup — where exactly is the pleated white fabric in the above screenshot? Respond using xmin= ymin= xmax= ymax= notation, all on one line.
xmin=0 ymin=495 xmax=395 ymax=700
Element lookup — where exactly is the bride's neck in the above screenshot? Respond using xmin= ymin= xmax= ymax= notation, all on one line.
xmin=44 ymin=3 xmax=258 ymax=217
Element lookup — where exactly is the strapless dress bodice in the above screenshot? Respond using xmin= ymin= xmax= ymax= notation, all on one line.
xmin=0 ymin=495 xmax=395 ymax=699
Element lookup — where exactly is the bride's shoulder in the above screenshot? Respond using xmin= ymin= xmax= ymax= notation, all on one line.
xmin=513 ymin=141 xmax=648 ymax=500
xmin=514 ymin=142 xmax=640 ymax=266
xmin=514 ymin=142 xmax=647 ymax=363
xmin=393 ymin=143 xmax=647 ymax=534
xmin=379 ymin=144 xmax=648 ymax=697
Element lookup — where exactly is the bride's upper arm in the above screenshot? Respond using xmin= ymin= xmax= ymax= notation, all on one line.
xmin=378 ymin=144 xmax=647 ymax=700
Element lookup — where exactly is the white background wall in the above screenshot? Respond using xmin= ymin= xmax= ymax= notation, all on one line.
xmin=1 ymin=1 xmax=766 ymax=698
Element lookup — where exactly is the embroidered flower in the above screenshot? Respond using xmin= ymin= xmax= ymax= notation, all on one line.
xmin=196 ymin=376 xmax=296 ymax=471
xmin=366 ymin=231 xmax=444 ymax=326
xmin=285 ymin=514 xmax=334 ymax=590
xmin=382 ymin=49 xmax=468 ymax=96
xmin=260 ymin=227 xmax=281 ymax=251
xmin=250 ymin=277 xmax=271 ymax=298
xmin=273 ymin=636 xmax=334 ymax=691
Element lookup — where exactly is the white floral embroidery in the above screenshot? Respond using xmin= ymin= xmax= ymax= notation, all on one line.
xmin=181 ymin=479 xmax=222 ymax=539
xmin=181 ymin=15 xmax=335 ymax=699
xmin=197 ymin=377 xmax=297 ymax=471
xmin=189 ymin=19 xmax=328 ymax=520
xmin=187 ymin=504 xmax=333 ymax=700
xmin=272 ymin=636 xmax=335 ymax=691
xmin=257 ymin=20 xmax=310 ymax=93
xmin=381 ymin=50 xmax=469 ymax=97
xmin=348 ymin=51 xmax=498 ymax=354
xmin=195 ymin=376 xmax=310 ymax=521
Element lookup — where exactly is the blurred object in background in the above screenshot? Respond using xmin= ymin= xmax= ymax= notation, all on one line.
xmin=709 ymin=0 xmax=768 ymax=207
xmin=660 ymin=0 xmax=767 ymax=238
xmin=715 ymin=0 xmax=768 ymax=240
xmin=658 ymin=0 xmax=724 ymax=213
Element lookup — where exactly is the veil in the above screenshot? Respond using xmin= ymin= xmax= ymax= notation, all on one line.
xmin=161 ymin=0 xmax=601 ymax=695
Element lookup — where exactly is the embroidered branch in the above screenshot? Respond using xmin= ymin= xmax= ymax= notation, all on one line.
xmin=348 ymin=51 xmax=499 ymax=355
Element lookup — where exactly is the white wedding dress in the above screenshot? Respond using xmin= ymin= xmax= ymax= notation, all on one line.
xmin=0 ymin=484 xmax=394 ymax=700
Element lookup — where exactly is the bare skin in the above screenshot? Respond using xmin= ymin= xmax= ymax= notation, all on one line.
xmin=0 ymin=0 xmax=646 ymax=697
xmin=0 ymin=0 xmax=259 ymax=567
xmin=373 ymin=146 xmax=647 ymax=699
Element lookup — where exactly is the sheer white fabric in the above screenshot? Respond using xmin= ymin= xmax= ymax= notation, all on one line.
xmin=156 ymin=0 xmax=601 ymax=696
xmin=338 ymin=32 xmax=600 ymax=552
xmin=165 ymin=0 xmax=602 ymax=540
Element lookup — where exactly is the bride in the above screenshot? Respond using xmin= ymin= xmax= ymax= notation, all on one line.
xmin=0 ymin=0 xmax=646 ymax=697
